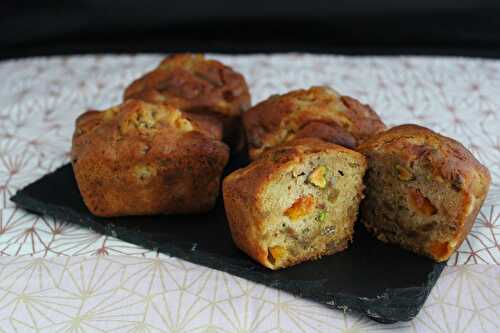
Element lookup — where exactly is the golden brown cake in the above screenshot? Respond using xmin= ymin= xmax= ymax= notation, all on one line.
xmin=71 ymin=99 xmax=230 ymax=217
xmin=243 ymin=86 xmax=385 ymax=160
xmin=223 ymin=138 xmax=367 ymax=269
xmin=357 ymin=124 xmax=491 ymax=261
xmin=124 ymin=53 xmax=251 ymax=148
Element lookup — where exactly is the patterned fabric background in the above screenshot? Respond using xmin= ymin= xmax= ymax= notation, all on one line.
xmin=0 ymin=54 xmax=499 ymax=332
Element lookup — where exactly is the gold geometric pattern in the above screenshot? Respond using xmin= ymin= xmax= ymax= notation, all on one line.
xmin=0 ymin=55 xmax=499 ymax=332
xmin=0 ymin=257 xmax=498 ymax=332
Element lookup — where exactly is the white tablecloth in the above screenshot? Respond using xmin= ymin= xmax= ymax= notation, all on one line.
xmin=0 ymin=54 xmax=499 ymax=332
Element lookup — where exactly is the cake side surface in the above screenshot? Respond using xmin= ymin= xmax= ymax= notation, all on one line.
xmin=72 ymin=99 xmax=230 ymax=217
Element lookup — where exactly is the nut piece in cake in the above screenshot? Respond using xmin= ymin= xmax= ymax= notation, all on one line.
xmin=71 ymin=99 xmax=230 ymax=217
xmin=243 ymin=86 xmax=385 ymax=160
xmin=223 ymin=138 xmax=367 ymax=269
xmin=357 ymin=124 xmax=491 ymax=262
xmin=124 ymin=53 xmax=251 ymax=148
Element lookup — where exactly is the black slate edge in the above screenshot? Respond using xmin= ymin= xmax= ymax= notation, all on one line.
xmin=332 ymin=261 xmax=444 ymax=323
xmin=10 ymin=165 xmax=445 ymax=323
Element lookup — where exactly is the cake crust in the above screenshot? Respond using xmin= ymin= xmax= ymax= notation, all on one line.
xmin=124 ymin=53 xmax=251 ymax=148
xmin=357 ymin=124 xmax=491 ymax=261
xmin=243 ymin=86 xmax=385 ymax=159
xmin=72 ymin=99 xmax=230 ymax=217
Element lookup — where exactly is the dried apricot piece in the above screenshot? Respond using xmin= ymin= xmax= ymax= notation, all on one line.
xmin=428 ymin=241 xmax=452 ymax=260
xmin=395 ymin=164 xmax=414 ymax=181
xmin=407 ymin=187 xmax=437 ymax=216
xmin=284 ymin=195 xmax=315 ymax=221
xmin=268 ymin=246 xmax=286 ymax=264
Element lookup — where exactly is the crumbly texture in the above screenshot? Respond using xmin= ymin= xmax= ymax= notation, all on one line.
xmin=223 ymin=138 xmax=367 ymax=270
xmin=124 ymin=53 xmax=251 ymax=148
xmin=357 ymin=124 xmax=491 ymax=262
xmin=72 ymin=99 xmax=230 ymax=217
xmin=243 ymin=86 xmax=386 ymax=160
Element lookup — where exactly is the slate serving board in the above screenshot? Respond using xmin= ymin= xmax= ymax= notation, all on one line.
xmin=11 ymin=154 xmax=445 ymax=323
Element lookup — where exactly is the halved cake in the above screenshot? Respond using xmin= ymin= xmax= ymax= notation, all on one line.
xmin=72 ymin=99 xmax=230 ymax=217
xmin=357 ymin=124 xmax=491 ymax=261
xmin=223 ymin=138 xmax=367 ymax=269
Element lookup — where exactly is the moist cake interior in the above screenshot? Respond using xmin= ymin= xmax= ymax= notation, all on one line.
xmin=260 ymin=152 xmax=365 ymax=269
xmin=361 ymin=152 xmax=465 ymax=260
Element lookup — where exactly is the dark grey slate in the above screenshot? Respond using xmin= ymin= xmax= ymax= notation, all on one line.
xmin=11 ymin=156 xmax=445 ymax=323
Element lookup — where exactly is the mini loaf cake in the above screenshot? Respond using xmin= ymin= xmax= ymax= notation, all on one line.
xmin=243 ymin=86 xmax=385 ymax=160
xmin=72 ymin=99 xmax=230 ymax=217
xmin=223 ymin=138 xmax=367 ymax=269
xmin=357 ymin=124 xmax=491 ymax=261
xmin=124 ymin=53 xmax=251 ymax=148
